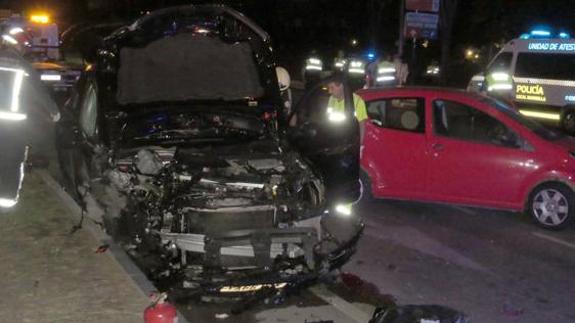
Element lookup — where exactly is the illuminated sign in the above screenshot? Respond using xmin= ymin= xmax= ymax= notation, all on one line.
xmin=528 ymin=42 xmax=575 ymax=52
xmin=406 ymin=0 xmax=440 ymax=12
xmin=566 ymin=95 xmax=575 ymax=102
xmin=516 ymin=84 xmax=547 ymax=102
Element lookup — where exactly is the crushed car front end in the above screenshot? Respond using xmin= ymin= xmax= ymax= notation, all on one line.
xmin=60 ymin=4 xmax=363 ymax=300
xmin=101 ymin=136 xmax=363 ymax=299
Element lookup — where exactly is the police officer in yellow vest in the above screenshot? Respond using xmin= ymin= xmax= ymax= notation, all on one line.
xmin=326 ymin=73 xmax=366 ymax=213
xmin=326 ymin=73 xmax=368 ymax=139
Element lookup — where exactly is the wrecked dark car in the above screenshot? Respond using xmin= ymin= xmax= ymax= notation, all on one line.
xmin=55 ymin=5 xmax=363 ymax=301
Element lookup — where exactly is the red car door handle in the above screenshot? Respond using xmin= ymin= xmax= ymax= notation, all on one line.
xmin=432 ymin=143 xmax=444 ymax=151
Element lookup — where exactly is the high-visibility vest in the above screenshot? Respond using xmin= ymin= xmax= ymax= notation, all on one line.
xmin=376 ymin=61 xmax=396 ymax=84
xmin=348 ymin=60 xmax=366 ymax=75
xmin=334 ymin=58 xmax=347 ymax=71
xmin=485 ymin=71 xmax=513 ymax=92
xmin=305 ymin=57 xmax=323 ymax=72
xmin=326 ymin=93 xmax=368 ymax=122
xmin=0 ymin=66 xmax=26 ymax=121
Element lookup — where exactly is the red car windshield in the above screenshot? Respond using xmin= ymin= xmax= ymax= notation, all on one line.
xmin=480 ymin=97 xmax=563 ymax=141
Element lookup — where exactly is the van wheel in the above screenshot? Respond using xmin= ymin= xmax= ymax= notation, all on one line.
xmin=528 ymin=183 xmax=574 ymax=230
xmin=561 ymin=108 xmax=575 ymax=135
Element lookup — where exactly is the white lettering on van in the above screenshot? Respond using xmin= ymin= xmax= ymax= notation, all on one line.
xmin=528 ymin=42 xmax=575 ymax=52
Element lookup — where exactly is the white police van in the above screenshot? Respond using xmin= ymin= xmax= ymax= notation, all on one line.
xmin=468 ymin=29 xmax=575 ymax=133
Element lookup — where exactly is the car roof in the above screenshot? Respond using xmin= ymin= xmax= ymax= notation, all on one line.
xmin=358 ymin=86 xmax=481 ymax=99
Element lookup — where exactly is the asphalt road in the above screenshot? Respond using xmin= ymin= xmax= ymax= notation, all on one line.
xmin=345 ymin=198 xmax=575 ymax=323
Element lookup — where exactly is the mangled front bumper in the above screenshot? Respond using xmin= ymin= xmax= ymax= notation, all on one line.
xmin=157 ymin=207 xmax=364 ymax=296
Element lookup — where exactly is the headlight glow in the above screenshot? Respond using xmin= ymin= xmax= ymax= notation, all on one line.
xmin=41 ymin=74 xmax=62 ymax=81
xmin=491 ymin=72 xmax=510 ymax=81
xmin=335 ymin=204 xmax=352 ymax=216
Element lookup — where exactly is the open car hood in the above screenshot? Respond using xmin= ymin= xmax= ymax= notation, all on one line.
xmin=100 ymin=5 xmax=279 ymax=107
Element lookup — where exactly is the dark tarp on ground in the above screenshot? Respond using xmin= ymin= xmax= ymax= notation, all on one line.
xmin=370 ymin=304 xmax=469 ymax=323
xmin=117 ymin=34 xmax=264 ymax=105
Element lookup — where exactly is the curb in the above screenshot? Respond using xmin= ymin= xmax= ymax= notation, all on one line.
xmin=37 ymin=169 xmax=190 ymax=323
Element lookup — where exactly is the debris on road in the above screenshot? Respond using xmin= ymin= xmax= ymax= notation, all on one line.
xmin=370 ymin=304 xmax=469 ymax=323
xmin=331 ymin=272 xmax=397 ymax=308
xmin=94 ymin=244 xmax=109 ymax=254
xmin=341 ymin=272 xmax=364 ymax=289
xmin=369 ymin=305 xmax=470 ymax=323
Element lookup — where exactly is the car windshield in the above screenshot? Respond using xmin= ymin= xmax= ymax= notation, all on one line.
xmin=515 ymin=53 xmax=575 ymax=80
xmin=480 ymin=97 xmax=564 ymax=141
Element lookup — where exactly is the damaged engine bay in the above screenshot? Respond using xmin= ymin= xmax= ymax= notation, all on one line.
xmin=84 ymin=110 xmax=363 ymax=302
xmin=55 ymin=5 xmax=364 ymax=307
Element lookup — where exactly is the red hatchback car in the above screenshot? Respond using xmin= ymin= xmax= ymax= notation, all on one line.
xmin=359 ymin=87 xmax=575 ymax=230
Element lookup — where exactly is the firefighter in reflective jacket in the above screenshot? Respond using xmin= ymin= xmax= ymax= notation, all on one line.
xmin=0 ymin=45 xmax=59 ymax=210
xmin=303 ymin=50 xmax=323 ymax=89
xmin=374 ymin=55 xmax=397 ymax=87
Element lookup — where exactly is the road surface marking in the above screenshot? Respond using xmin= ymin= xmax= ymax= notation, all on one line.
xmin=532 ymin=232 xmax=575 ymax=250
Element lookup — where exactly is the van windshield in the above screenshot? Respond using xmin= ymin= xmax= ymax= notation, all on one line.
xmin=515 ymin=53 xmax=575 ymax=80
xmin=480 ymin=97 xmax=564 ymax=141
xmin=488 ymin=52 xmax=513 ymax=72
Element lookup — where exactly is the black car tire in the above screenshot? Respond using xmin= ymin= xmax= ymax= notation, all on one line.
xmin=527 ymin=182 xmax=575 ymax=230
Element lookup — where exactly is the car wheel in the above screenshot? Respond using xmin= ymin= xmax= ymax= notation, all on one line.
xmin=528 ymin=183 xmax=574 ymax=230
xmin=360 ymin=170 xmax=374 ymax=202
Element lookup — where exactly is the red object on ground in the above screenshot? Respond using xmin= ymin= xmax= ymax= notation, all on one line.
xmin=340 ymin=272 xmax=364 ymax=289
xmin=144 ymin=300 xmax=177 ymax=323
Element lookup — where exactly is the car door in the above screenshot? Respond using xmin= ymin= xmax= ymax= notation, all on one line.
xmin=427 ymin=95 xmax=534 ymax=208
xmin=288 ymin=78 xmax=360 ymax=205
xmin=362 ymin=96 xmax=428 ymax=198
xmin=55 ymin=77 xmax=101 ymax=198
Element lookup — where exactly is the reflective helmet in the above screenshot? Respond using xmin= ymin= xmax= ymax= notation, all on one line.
xmin=276 ymin=66 xmax=291 ymax=91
